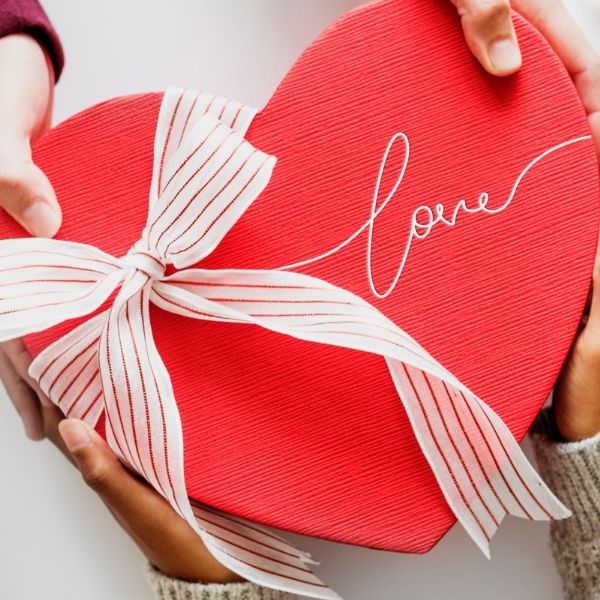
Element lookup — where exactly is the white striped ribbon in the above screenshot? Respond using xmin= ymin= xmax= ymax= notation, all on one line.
xmin=0 ymin=87 xmax=569 ymax=599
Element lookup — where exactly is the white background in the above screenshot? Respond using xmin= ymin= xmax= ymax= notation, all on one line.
xmin=1 ymin=1 xmax=600 ymax=599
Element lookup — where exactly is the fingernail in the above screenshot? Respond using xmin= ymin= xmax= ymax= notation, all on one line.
xmin=21 ymin=200 xmax=61 ymax=238
xmin=60 ymin=420 xmax=91 ymax=453
xmin=488 ymin=38 xmax=522 ymax=73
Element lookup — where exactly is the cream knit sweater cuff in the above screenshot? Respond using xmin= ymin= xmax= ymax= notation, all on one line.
xmin=143 ymin=562 xmax=298 ymax=600
xmin=530 ymin=407 xmax=600 ymax=600
xmin=530 ymin=407 xmax=600 ymax=540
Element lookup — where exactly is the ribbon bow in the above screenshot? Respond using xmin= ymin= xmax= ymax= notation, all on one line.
xmin=0 ymin=88 xmax=569 ymax=600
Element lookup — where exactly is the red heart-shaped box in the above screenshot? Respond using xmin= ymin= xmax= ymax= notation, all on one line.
xmin=2 ymin=0 xmax=599 ymax=553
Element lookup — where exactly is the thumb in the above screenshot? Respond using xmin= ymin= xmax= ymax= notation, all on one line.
xmin=0 ymin=154 xmax=61 ymax=238
xmin=58 ymin=419 xmax=132 ymax=501
xmin=452 ymin=0 xmax=522 ymax=76
xmin=58 ymin=418 xmax=245 ymax=584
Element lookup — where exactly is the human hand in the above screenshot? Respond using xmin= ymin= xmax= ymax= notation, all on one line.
xmin=58 ymin=418 xmax=244 ymax=584
xmin=0 ymin=33 xmax=63 ymax=441
xmin=553 ymin=257 xmax=600 ymax=441
xmin=0 ymin=339 xmax=64 ymax=441
xmin=0 ymin=33 xmax=61 ymax=236
xmin=450 ymin=0 xmax=522 ymax=76
xmin=450 ymin=0 xmax=600 ymax=440
xmin=0 ymin=344 xmax=244 ymax=584
xmin=0 ymin=31 xmax=240 ymax=587
xmin=450 ymin=0 xmax=600 ymax=158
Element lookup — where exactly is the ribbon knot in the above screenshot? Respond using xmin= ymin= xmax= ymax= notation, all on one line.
xmin=122 ymin=244 xmax=166 ymax=279
xmin=0 ymin=88 xmax=572 ymax=600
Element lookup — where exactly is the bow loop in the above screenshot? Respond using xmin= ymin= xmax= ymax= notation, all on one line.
xmin=0 ymin=238 xmax=124 ymax=342
xmin=144 ymin=108 xmax=277 ymax=270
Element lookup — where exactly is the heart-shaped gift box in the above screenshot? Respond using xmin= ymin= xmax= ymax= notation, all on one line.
xmin=1 ymin=0 xmax=599 ymax=579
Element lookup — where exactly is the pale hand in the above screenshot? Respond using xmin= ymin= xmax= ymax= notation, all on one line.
xmin=0 ymin=32 xmax=243 ymax=585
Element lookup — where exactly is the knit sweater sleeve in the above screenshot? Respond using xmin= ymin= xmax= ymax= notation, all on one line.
xmin=530 ymin=407 xmax=600 ymax=600
xmin=0 ymin=0 xmax=64 ymax=80
xmin=143 ymin=563 xmax=299 ymax=600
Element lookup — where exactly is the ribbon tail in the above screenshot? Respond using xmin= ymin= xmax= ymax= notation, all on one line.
xmin=97 ymin=270 xmax=340 ymax=600
xmin=386 ymin=359 xmax=571 ymax=558
xmin=478 ymin=396 xmax=572 ymax=518
xmin=97 ymin=270 xmax=189 ymax=508
xmin=190 ymin=501 xmax=341 ymax=600
xmin=29 ymin=311 xmax=107 ymax=426
xmin=155 ymin=267 xmax=570 ymax=559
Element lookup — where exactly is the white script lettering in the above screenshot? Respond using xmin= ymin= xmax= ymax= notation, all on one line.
xmin=279 ymin=133 xmax=592 ymax=299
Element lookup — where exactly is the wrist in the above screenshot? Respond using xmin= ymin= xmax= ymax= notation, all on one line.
xmin=0 ymin=33 xmax=54 ymax=143
xmin=145 ymin=546 xmax=246 ymax=585
xmin=555 ymin=413 xmax=600 ymax=443
xmin=149 ymin=561 xmax=246 ymax=585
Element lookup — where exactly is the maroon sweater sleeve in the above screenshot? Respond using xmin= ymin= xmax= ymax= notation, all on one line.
xmin=0 ymin=0 xmax=64 ymax=80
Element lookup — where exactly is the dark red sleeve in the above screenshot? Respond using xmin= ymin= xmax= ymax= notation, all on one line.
xmin=0 ymin=0 xmax=64 ymax=80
